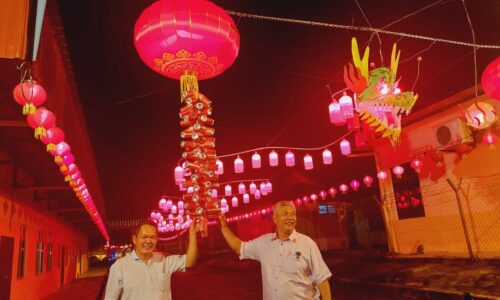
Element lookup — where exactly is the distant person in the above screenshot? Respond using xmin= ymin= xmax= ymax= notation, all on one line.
xmin=219 ymin=200 xmax=332 ymax=300
xmin=104 ymin=220 xmax=199 ymax=300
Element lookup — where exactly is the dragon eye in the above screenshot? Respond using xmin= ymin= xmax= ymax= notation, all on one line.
xmin=394 ymin=87 xmax=401 ymax=94
xmin=380 ymin=84 xmax=389 ymax=95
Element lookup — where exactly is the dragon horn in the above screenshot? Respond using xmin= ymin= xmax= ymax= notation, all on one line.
xmin=351 ymin=37 xmax=369 ymax=81
xmin=390 ymin=43 xmax=401 ymax=79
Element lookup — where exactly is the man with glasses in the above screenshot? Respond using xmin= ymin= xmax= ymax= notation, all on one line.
xmin=220 ymin=200 xmax=332 ymax=300
xmin=104 ymin=220 xmax=199 ymax=300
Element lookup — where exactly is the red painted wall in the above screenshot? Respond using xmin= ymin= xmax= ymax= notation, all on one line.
xmin=0 ymin=154 xmax=89 ymax=300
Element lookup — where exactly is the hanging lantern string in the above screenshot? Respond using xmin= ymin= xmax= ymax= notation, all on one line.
xmin=225 ymin=10 xmax=500 ymax=49
xmin=218 ymin=130 xmax=355 ymax=158
xmin=220 ymin=178 xmax=270 ymax=185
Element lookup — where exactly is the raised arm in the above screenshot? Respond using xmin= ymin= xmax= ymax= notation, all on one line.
xmin=185 ymin=222 xmax=198 ymax=268
xmin=219 ymin=215 xmax=242 ymax=255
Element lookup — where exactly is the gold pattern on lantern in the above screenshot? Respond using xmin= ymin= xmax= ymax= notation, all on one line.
xmin=154 ymin=50 xmax=223 ymax=80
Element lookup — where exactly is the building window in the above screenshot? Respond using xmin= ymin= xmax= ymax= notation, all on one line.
xmin=46 ymin=237 xmax=53 ymax=272
xmin=17 ymin=225 xmax=27 ymax=278
xmin=36 ymin=232 xmax=44 ymax=274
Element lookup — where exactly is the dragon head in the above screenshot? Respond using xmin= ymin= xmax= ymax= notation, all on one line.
xmin=344 ymin=38 xmax=418 ymax=146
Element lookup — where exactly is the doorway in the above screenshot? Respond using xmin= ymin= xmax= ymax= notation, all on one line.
xmin=0 ymin=236 xmax=15 ymax=300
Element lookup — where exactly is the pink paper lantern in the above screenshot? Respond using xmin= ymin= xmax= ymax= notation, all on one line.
xmin=254 ymin=189 xmax=261 ymax=200
xmin=234 ymin=156 xmax=244 ymax=173
xmin=216 ymin=159 xmax=224 ymax=175
xmin=231 ymin=196 xmax=238 ymax=207
xmin=224 ymin=184 xmax=232 ymax=196
xmin=260 ymin=182 xmax=268 ymax=196
xmin=340 ymin=139 xmax=351 ymax=156
xmin=319 ymin=190 xmax=327 ymax=200
xmin=238 ymin=182 xmax=246 ymax=194
xmin=410 ymin=159 xmax=423 ymax=173
xmin=310 ymin=193 xmax=318 ymax=201
xmin=302 ymin=195 xmax=310 ymax=203
xmin=220 ymin=198 xmax=227 ymax=207
xmin=303 ymin=154 xmax=314 ymax=170
xmin=350 ymin=179 xmax=360 ymax=191
xmin=329 ymin=100 xmax=346 ymax=125
xmin=174 ymin=166 xmax=184 ymax=182
xmin=134 ymin=0 xmax=240 ymax=80
xmin=392 ymin=165 xmax=404 ymax=178
xmin=285 ymin=151 xmax=296 ymax=167
xmin=159 ymin=198 xmax=167 ymax=209
xmin=481 ymin=57 xmax=500 ymax=101
xmin=322 ymin=149 xmax=333 ymax=164
xmin=339 ymin=92 xmax=354 ymax=119
xmin=178 ymin=200 xmax=184 ymax=209
xmin=166 ymin=200 xmax=173 ymax=210
xmin=362 ymin=175 xmax=374 ymax=187
xmin=252 ymin=152 xmax=261 ymax=168
xmin=249 ymin=182 xmax=257 ymax=194
xmin=269 ymin=150 xmax=279 ymax=166
xmin=339 ymin=184 xmax=349 ymax=194
xmin=377 ymin=170 xmax=388 ymax=180
xmin=265 ymin=181 xmax=272 ymax=193
xmin=482 ymin=132 xmax=498 ymax=146
xmin=328 ymin=187 xmax=338 ymax=197
xmin=243 ymin=193 xmax=250 ymax=204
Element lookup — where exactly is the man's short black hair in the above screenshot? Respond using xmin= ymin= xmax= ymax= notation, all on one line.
xmin=131 ymin=220 xmax=158 ymax=237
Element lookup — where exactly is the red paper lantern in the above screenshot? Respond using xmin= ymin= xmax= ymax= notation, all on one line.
xmin=377 ymin=170 xmax=388 ymax=180
xmin=362 ymin=175 xmax=373 ymax=187
xmin=26 ymin=107 xmax=56 ymax=139
xmin=339 ymin=184 xmax=349 ymax=194
xmin=319 ymin=190 xmax=327 ymax=200
xmin=392 ymin=165 xmax=404 ymax=178
xmin=40 ymin=127 xmax=65 ymax=151
xmin=12 ymin=80 xmax=47 ymax=115
xmin=410 ymin=158 xmax=423 ymax=173
xmin=482 ymin=132 xmax=498 ymax=147
xmin=350 ymin=180 xmax=360 ymax=191
xmin=328 ymin=187 xmax=337 ymax=197
xmin=481 ymin=57 xmax=500 ymax=101
xmin=134 ymin=0 xmax=240 ymax=81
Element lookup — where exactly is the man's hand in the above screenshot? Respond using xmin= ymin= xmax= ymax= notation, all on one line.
xmin=219 ymin=214 xmax=228 ymax=229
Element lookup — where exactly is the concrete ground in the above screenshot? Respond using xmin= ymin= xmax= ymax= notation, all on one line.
xmin=43 ymin=252 xmax=500 ymax=300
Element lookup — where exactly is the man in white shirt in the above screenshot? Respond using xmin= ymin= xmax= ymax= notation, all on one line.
xmin=220 ymin=200 xmax=332 ymax=300
xmin=104 ymin=220 xmax=198 ymax=300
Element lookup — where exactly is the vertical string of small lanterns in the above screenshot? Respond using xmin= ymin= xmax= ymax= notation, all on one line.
xmin=178 ymin=90 xmax=221 ymax=220
xmin=11 ymin=63 xmax=109 ymax=241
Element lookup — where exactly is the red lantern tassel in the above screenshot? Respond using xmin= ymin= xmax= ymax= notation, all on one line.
xmin=23 ymin=104 xmax=36 ymax=115
xmin=34 ymin=127 xmax=46 ymax=139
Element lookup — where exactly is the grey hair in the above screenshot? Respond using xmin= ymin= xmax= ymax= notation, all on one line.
xmin=273 ymin=200 xmax=296 ymax=216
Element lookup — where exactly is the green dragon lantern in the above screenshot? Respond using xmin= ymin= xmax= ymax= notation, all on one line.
xmin=343 ymin=37 xmax=418 ymax=146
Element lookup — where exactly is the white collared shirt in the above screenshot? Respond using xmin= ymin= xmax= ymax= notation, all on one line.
xmin=240 ymin=230 xmax=332 ymax=300
xmin=104 ymin=251 xmax=186 ymax=300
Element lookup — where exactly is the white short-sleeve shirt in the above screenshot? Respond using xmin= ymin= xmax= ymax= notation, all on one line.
xmin=104 ymin=251 xmax=186 ymax=300
xmin=240 ymin=230 xmax=332 ymax=300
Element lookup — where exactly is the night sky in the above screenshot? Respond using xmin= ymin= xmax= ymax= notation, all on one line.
xmin=56 ymin=0 xmax=500 ymax=235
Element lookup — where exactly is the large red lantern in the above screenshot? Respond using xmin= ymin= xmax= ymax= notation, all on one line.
xmin=134 ymin=0 xmax=240 ymax=90
xmin=481 ymin=57 xmax=500 ymax=101
xmin=12 ymin=79 xmax=47 ymax=115
xmin=26 ymin=107 xmax=56 ymax=139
